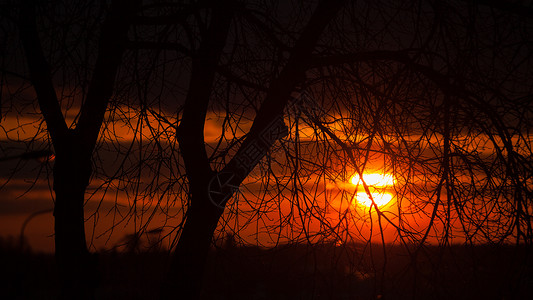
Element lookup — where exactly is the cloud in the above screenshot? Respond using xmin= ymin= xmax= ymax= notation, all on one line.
xmin=0 ymin=187 xmax=53 ymax=215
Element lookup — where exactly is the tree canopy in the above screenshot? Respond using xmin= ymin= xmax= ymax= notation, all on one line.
xmin=1 ymin=0 xmax=532 ymax=298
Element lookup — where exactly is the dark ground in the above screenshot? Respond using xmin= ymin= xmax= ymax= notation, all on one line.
xmin=1 ymin=236 xmax=532 ymax=299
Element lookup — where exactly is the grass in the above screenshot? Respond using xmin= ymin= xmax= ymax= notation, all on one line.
xmin=1 ymin=236 xmax=532 ymax=299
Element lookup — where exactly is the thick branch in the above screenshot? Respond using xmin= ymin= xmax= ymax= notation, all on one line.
xmin=76 ymin=0 xmax=139 ymax=155
xmin=218 ymin=0 xmax=346 ymax=195
xmin=177 ymin=1 xmax=235 ymax=185
xmin=244 ymin=0 xmax=346 ymax=134
xmin=19 ymin=0 xmax=68 ymax=145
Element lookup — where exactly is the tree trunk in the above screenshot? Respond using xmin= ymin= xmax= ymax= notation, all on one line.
xmin=160 ymin=2 xmax=234 ymax=298
xmin=161 ymin=192 xmax=223 ymax=299
xmin=160 ymin=2 xmax=345 ymax=298
xmin=18 ymin=0 xmax=137 ymax=298
xmin=53 ymin=140 xmax=97 ymax=299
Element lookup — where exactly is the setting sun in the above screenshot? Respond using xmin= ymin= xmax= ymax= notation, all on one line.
xmin=350 ymin=173 xmax=396 ymax=187
xmin=355 ymin=192 xmax=393 ymax=207
xmin=350 ymin=173 xmax=396 ymax=208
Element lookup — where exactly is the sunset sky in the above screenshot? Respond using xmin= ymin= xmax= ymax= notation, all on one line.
xmin=2 ymin=2 xmax=532 ymax=299
xmin=1 ymin=0 xmax=531 ymax=257
xmin=3 ymin=104 xmax=525 ymax=252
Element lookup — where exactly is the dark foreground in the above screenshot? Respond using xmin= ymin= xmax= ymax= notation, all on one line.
xmin=1 ymin=238 xmax=532 ymax=299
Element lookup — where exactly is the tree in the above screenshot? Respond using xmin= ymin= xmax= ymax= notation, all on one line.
xmin=132 ymin=0 xmax=532 ymax=297
xmin=2 ymin=0 xmax=139 ymax=298
xmin=2 ymin=0 xmax=532 ymax=299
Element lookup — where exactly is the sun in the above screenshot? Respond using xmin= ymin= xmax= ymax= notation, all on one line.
xmin=350 ymin=173 xmax=396 ymax=208
xmin=355 ymin=192 xmax=393 ymax=207
xmin=350 ymin=173 xmax=396 ymax=187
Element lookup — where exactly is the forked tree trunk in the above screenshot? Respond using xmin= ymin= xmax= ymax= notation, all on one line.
xmin=53 ymin=141 xmax=97 ymax=299
xmin=160 ymin=1 xmax=345 ymax=298
xmin=18 ymin=0 xmax=137 ymax=297
xmin=159 ymin=1 xmax=234 ymax=298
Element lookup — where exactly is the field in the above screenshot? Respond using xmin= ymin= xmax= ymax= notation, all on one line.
xmin=1 ymin=237 xmax=532 ymax=299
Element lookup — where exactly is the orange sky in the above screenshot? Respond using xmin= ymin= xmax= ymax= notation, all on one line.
xmin=0 ymin=169 xmax=439 ymax=253
xmin=1 ymin=108 xmax=529 ymax=252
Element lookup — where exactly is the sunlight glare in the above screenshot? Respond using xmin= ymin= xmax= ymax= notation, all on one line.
xmin=350 ymin=173 xmax=396 ymax=187
xmin=355 ymin=192 xmax=393 ymax=207
xmin=350 ymin=173 xmax=396 ymax=208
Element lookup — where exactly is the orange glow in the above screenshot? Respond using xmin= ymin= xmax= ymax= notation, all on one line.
xmin=354 ymin=192 xmax=393 ymax=207
xmin=350 ymin=173 xmax=396 ymax=208
xmin=350 ymin=173 xmax=396 ymax=187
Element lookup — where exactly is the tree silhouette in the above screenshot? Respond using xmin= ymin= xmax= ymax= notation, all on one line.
xmin=2 ymin=0 xmax=139 ymax=298
xmin=140 ymin=1 xmax=530 ymax=297
xmin=1 ymin=0 xmax=532 ymax=299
